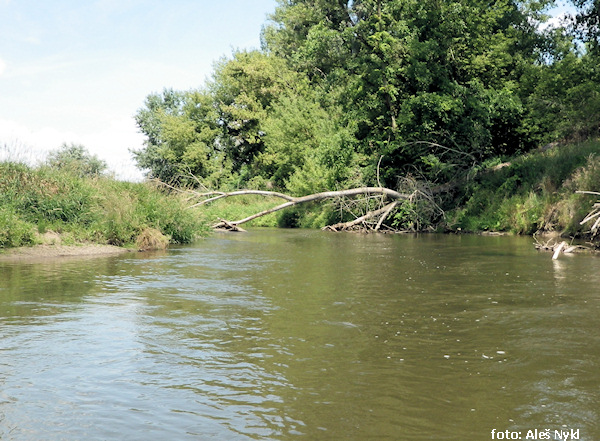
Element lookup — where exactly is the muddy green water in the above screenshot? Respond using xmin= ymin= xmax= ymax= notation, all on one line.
xmin=1 ymin=230 xmax=599 ymax=440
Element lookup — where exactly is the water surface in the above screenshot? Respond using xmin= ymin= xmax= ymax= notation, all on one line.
xmin=1 ymin=230 xmax=599 ymax=440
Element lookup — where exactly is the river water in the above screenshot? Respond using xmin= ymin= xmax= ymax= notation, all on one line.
xmin=0 ymin=230 xmax=599 ymax=440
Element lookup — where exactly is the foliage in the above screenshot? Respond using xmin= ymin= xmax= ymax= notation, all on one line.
xmin=210 ymin=51 xmax=306 ymax=171
xmin=47 ymin=143 xmax=108 ymax=177
xmin=0 ymin=206 xmax=37 ymax=248
xmin=262 ymin=0 xmax=556 ymax=183
xmin=571 ymin=0 xmax=600 ymax=52
xmin=129 ymin=0 xmax=600 ymax=235
xmin=257 ymin=90 xmax=356 ymax=194
xmin=523 ymin=49 xmax=600 ymax=143
xmin=447 ymin=141 xmax=600 ymax=235
xmin=133 ymin=89 xmax=224 ymax=186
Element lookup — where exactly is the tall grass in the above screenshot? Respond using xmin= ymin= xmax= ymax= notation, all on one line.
xmin=448 ymin=140 xmax=600 ymax=236
xmin=0 ymin=161 xmax=208 ymax=248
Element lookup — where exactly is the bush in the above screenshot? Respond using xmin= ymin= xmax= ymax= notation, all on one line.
xmin=90 ymin=179 xmax=208 ymax=246
xmin=136 ymin=228 xmax=170 ymax=251
xmin=46 ymin=143 xmax=107 ymax=177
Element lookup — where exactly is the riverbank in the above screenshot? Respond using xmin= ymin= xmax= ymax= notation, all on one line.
xmin=196 ymin=140 xmax=600 ymax=241
xmin=0 ymin=162 xmax=208 ymax=250
xmin=2 ymin=140 xmax=600 ymax=252
xmin=445 ymin=139 xmax=600 ymax=239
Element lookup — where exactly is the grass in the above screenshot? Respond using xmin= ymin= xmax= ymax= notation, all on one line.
xmin=0 ymin=161 xmax=208 ymax=249
xmin=447 ymin=140 xmax=600 ymax=236
xmin=198 ymin=194 xmax=281 ymax=228
xmin=6 ymin=138 xmax=596 ymax=248
xmin=196 ymin=193 xmax=341 ymax=229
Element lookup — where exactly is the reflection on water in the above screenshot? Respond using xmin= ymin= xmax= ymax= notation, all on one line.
xmin=1 ymin=230 xmax=599 ymax=440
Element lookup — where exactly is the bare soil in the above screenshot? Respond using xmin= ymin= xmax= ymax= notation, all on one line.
xmin=0 ymin=244 xmax=133 ymax=262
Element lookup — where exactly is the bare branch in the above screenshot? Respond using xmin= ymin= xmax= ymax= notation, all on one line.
xmin=323 ymin=202 xmax=398 ymax=232
xmin=205 ymin=187 xmax=411 ymax=231
xmin=189 ymin=190 xmax=296 ymax=208
xmin=375 ymin=200 xmax=399 ymax=231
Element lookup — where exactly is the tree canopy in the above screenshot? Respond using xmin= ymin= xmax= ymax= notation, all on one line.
xmin=133 ymin=0 xmax=599 ymax=193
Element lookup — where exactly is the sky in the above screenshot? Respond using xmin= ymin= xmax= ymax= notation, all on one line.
xmin=0 ymin=0 xmax=278 ymax=180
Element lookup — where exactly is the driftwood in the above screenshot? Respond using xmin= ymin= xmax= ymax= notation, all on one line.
xmin=323 ymin=201 xmax=399 ymax=232
xmin=532 ymin=189 xmax=600 ymax=257
xmin=534 ymin=235 xmax=587 ymax=259
xmin=552 ymin=241 xmax=567 ymax=260
xmin=188 ymin=187 xmax=412 ymax=232
xmin=577 ymin=191 xmax=600 ymax=236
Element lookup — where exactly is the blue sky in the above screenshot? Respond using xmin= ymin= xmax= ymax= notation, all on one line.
xmin=0 ymin=0 xmax=278 ymax=180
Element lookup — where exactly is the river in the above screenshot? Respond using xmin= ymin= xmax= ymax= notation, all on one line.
xmin=1 ymin=230 xmax=599 ymax=440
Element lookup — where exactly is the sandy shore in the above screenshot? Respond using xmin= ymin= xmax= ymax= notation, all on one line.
xmin=0 ymin=244 xmax=133 ymax=262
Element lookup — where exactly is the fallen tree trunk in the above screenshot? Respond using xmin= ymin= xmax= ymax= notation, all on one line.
xmin=324 ymin=202 xmax=398 ymax=232
xmin=193 ymin=187 xmax=412 ymax=231
xmin=189 ymin=190 xmax=295 ymax=208
xmin=577 ymin=191 xmax=600 ymax=236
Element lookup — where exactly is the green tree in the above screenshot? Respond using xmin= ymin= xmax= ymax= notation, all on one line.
xmin=571 ymin=0 xmax=600 ymax=52
xmin=262 ymin=0 xmax=557 ymax=184
xmin=47 ymin=143 xmax=107 ymax=177
xmin=132 ymin=0 xmax=600 ymax=199
xmin=209 ymin=50 xmax=306 ymax=172
xmin=133 ymin=88 xmax=223 ymax=185
xmin=524 ymin=49 xmax=600 ymax=142
xmin=257 ymin=89 xmax=356 ymax=194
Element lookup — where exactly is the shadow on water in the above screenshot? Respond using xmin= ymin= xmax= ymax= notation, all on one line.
xmin=1 ymin=230 xmax=599 ymax=440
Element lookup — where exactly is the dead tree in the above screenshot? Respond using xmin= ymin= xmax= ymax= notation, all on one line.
xmin=187 ymin=187 xmax=415 ymax=232
xmin=577 ymin=191 xmax=600 ymax=236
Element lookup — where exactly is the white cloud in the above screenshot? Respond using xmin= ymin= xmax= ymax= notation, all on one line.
xmin=0 ymin=57 xmax=6 ymax=76
xmin=539 ymin=2 xmax=576 ymax=31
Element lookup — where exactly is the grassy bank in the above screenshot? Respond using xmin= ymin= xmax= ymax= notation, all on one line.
xmin=0 ymin=162 xmax=208 ymax=249
xmin=3 ymin=139 xmax=598 ymax=249
xmin=195 ymin=139 xmax=600 ymax=239
xmin=446 ymin=140 xmax=600 ymax=237
xmin=199 ymin=194 xmax=338 ymax=229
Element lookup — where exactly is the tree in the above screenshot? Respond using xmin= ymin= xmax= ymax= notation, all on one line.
xmin=133 ymin=53 xmax=310 ymax=188
xmin=186 ymin=186 xmax=415 ymax=232
xmin=255 ymin=87 xmax=357 ymax=195
xmin=209 ymin=50 xmax=307 ymax=173
xmin=47 ymin=143 xmax=107 ymax=177
xmin=133 ymin=0 xmax=599 ymax=203
xmin=262 ymin=0 xmax=557 ymax=185
xmin=571 ymin=0 xmax=600 ymax=52
xmin=133 ymin=88 xmax=223 ymax=185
